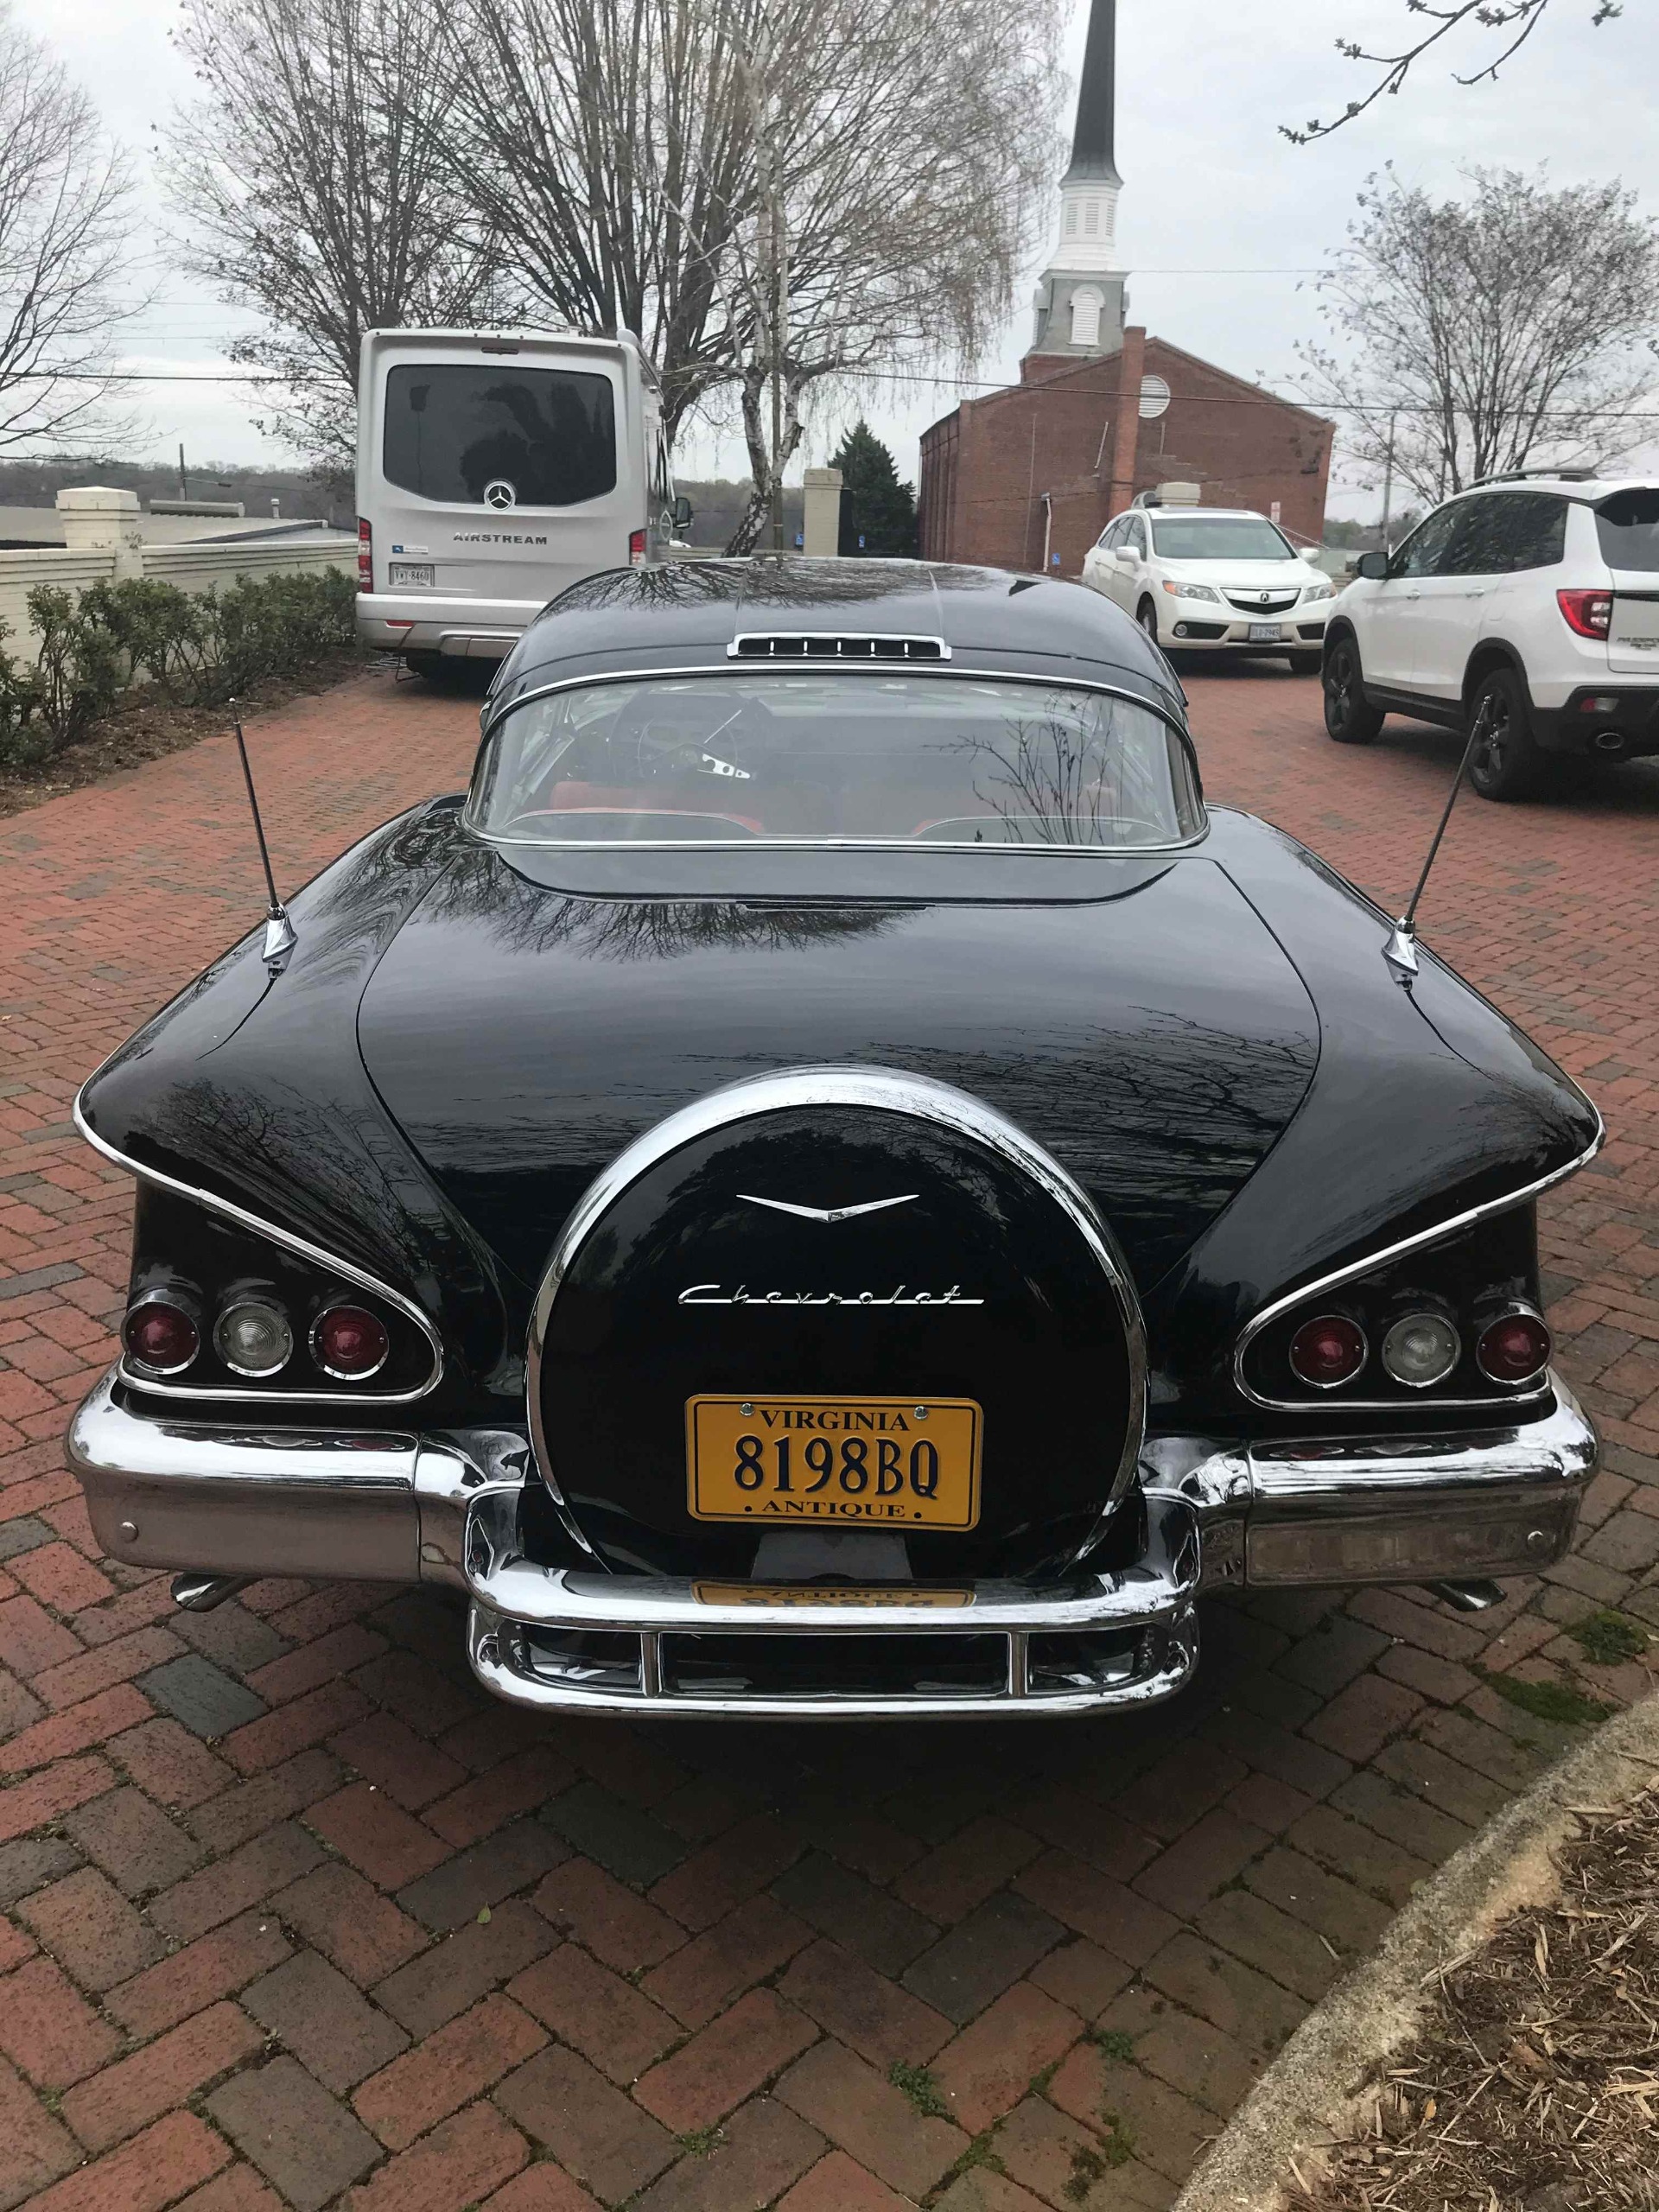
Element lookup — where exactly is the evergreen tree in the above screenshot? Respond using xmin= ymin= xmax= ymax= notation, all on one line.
xmin=830 ymin=421 xmax=919 ymax=556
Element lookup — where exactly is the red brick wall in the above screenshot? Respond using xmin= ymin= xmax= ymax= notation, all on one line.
xmin=918 ymin=334 xmax=1334 ymax=575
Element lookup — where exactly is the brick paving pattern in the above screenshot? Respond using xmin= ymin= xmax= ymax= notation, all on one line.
xmin=1 ymin=658 xmax=1655 ymax=2210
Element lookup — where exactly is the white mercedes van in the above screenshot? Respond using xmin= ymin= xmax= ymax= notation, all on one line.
xmin=355 ymin=329 xmax=688 ymax=674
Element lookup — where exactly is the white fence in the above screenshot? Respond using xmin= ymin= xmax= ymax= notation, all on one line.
xmin=0 ymin=537 xmax=354 ymax=655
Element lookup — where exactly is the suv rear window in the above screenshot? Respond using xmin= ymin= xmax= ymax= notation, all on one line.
xmin=382 ymin=364 xmax=617 ymax=506
xmin=1595 ymin=489 xmax=1659 ymax=573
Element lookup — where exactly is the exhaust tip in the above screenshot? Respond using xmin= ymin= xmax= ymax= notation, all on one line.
xmin=1594 ymin=728 xmax=1626 ymax=754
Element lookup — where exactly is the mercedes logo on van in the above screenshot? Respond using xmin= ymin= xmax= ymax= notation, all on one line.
xmin=484 ymin=480 xmax=517 ymax=512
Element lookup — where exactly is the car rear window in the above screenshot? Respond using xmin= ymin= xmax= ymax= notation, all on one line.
xmin=382 ymin=364 xmax=617 ymax=506
xmin=1595 ymin=489 xmax=1659 ymax=573
xmin=1150 ymin=516 xmax=1296 ymax=561
xmin=471 ymin=672 xmax=1203 ymax=851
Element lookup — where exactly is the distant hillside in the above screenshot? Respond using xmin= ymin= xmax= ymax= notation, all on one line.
xmin=0 ymin=458 xmax=345 ymax=527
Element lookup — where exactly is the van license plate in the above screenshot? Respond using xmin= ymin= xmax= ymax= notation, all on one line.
xmin=389 ymin=562 xmax=435 ymax=588
xmin=1249 ymin=622 xmax=1283 ymax=642
xmin=686 ymin=1395 xmax=982 ymax=1529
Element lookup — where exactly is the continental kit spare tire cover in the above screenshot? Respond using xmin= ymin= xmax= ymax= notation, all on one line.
xmin=529 ymin=1069 xmax=1146 ymax=1580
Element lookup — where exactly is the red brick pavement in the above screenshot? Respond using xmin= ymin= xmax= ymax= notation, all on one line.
xmin=1 ymin=659 xmax=1655 ymax=2211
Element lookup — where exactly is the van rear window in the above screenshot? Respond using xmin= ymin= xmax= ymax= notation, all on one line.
xmin=382 ymin=365 xmax=617 ymax=507
xmin=1595 ymin=489 xmax=1659 ymax=573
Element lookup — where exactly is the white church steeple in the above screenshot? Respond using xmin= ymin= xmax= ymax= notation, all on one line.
xmin=1032 ymin=0 xmax=1127 ymax=357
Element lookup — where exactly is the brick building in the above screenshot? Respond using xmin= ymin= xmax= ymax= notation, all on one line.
xmin=918 ymin=0 xmax=1334 ymax=575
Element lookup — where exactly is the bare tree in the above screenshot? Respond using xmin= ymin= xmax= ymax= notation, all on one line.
xmin=451 ymin=0 xmax=1060 ymax=546
xmin=1286 ymin=0 xmax=1623 ymax=143
xmin=447 ymin=0 xmax=753 ymax=446
xmin=163 ymin=0 xmax=504 ymax=480
xmin=1297 ymin=167 xmax=1659 ymax=507
xmin=0 ymin=6 xmax=140 ymax=453
xmin=700 ymin=0 xmax=1063 ymax=552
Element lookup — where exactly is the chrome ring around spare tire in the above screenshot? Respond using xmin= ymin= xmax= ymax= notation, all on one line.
xmin=525 ymin=1066 xmax=1148 ymax=1573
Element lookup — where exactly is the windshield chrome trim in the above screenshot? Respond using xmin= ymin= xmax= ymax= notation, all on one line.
xmin=469 ymin=662 xmax=1203 ymax=855
xmin=524 ymin=1067 xmax=1149 ymax=1564
xmin=1231 ymin=1115 xmax=1605 ymax=1414
xmin=72 ymin=1096 xmax=444 ymax=1407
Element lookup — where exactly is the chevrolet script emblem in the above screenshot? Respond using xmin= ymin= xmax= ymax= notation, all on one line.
xmin=739 ymin=1193 xmax=918 ymax=1224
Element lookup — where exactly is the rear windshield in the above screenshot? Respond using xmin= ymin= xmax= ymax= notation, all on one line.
xmin=470 ymin=672 xmax=1202 ymax=850
xmin=1595 ymin=489 xmax=1659 ymax=574
xmin=1151 ymin=515 xmax=1295 ymax=561
xmin=382 ymin=364 xmax=617 ymax=507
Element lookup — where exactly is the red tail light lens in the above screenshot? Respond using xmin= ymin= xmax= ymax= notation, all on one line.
xmin=1288 ymin=1314 xmax=1368 ymax=1389
xmin=1476 ymin=1311 xmax=1551 ymax=1385
xmin=628 ymin=527 xmax=648 ymax=568
xmin=312 ymin=1304 xmax=390 ymax=1380
xmin=357 ymin=518 xmax=372 ymax=594
xmin=1557 ymin=588 xmax=1611 ymax=639
xmin=124 ymin=1298 xmax=200 ymax=1376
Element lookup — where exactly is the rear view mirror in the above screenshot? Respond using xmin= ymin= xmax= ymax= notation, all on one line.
xmin=672 ymin=495 xmax=694 ymax=530
xmin=1357 ymin=551 xmax=1389 ymax=580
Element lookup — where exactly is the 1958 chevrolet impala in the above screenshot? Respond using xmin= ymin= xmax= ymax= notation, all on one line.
xmin=68 ymin=561 xmax=1600 ymax=1719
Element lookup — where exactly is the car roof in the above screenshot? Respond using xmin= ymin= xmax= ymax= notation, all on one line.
xmin=488 ymin=559 xmax=1187 ymax=727
xmin=1447 ymin=476 xmax=1658 ymax=500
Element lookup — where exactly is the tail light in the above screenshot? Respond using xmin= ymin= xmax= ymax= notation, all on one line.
xmin=312 ymin=1304 xmax=391 ymax=1380
xmin=1477 ymin=1309 xmax=1552 ymax=1386
xmin=357 ymin=518 xmax=372 ymax=593
xmin=1288 ymin=1314 xmax=1368 ymax=1389
xmin=1381 ymin=1312 xmax=1460 ymax=1388
xmin=123 ymin=1298 xmax=200 ymax=1376
xmin=1557 ymin=588 xmax=1611 ymax=639
xmin=628 ymin=527 xmax=648 ymax=568
xmin=213 ymin=1299 xmax=294 ymax=1378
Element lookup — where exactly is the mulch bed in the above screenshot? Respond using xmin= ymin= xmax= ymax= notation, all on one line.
xmin=1292 ymin=1783 xmax=1659 ymax=2211
xmin=0 ymin=645 xmax=382 ymax=817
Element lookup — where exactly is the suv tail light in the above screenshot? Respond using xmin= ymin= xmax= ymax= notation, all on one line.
xmin=357 ymin=518 xmax=372 ymax=593
xmin=628 ymin=527 xmax=648 ymax=568
xmin=1557 ymin=588 xmax=1611 ymax=639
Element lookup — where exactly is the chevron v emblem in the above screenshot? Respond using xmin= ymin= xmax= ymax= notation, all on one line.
xmin=739 ymin=1193 xmax=918 ymax=1224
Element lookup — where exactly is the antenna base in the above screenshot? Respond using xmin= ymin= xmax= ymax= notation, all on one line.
xmin=262 ymin=908 xmax=297 ymax=973
xmin=1382 ymin=920 xmax=1419 ymax=984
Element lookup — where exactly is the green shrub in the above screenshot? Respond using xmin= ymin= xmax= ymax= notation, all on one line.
xmin=0 ymin=563 xmax=358 ymax=763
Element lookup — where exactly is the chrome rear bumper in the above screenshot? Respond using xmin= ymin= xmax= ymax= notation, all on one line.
xmin=68 ymin=1373 xmax=1596 ymax=1720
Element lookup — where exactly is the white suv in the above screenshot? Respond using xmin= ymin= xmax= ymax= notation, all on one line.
xmin=1081 ymin=504 xmax=1336 ymax=672
xmin=1322 ymin=476 xmax=1659 ymax=799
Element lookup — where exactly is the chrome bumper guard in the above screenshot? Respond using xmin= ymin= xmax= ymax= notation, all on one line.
xmin=69 ymin=1373 xmax=1597 ymax=1721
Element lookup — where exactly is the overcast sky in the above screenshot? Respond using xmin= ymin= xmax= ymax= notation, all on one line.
xmin=15 ymin=0 xmax=1658 ymax=514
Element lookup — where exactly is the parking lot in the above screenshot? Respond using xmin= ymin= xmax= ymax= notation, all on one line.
xmin=1 ymin=660 xmax=1655 ymax=2212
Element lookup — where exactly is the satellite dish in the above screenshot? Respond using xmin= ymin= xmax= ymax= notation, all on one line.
xmin=1139 ymin=375 xmax=1172 ymax=421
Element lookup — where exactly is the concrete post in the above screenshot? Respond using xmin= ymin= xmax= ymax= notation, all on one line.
xmin=802 ymin=467 xmax=843 ymax=557
xmin=57 ymin=487 xmax=144 ymax=582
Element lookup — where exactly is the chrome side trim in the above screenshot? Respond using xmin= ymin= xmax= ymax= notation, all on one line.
xmin=72 ymin=1096 xmax=444 ymax=1406
xmin=523 ymin=1067 xmax=1149 ymax=1558
xmin=1230 ymin=1114 xmax=1605 ymax=1414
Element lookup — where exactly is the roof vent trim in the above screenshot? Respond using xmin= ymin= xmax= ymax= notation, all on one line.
xmin=728 ymin=632 xmax=951 ymax=663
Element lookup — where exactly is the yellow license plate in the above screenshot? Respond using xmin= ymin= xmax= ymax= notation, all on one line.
xmin=692 ymin=1583 xmax=973 ymax=1608
xmin=686 ymin=1395 xmax=982 ymax=1529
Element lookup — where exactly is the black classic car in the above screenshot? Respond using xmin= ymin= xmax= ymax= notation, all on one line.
xmin=69 ymin=561 xmax=1601 ymax=1719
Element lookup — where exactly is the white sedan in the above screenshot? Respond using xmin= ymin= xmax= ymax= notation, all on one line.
xmin=1081 ymin=505 xmax=1336 ymax=673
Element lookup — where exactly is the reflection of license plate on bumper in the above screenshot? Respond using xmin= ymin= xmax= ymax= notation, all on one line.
xmin=692 ymin=1583 xmax=972 ymax=1607
xmin=389 ymin=562 xmax=435 ymax=588
xmin=1249 ymin=622 xmax=1284 ymax=642
xmin=686 ymin=1396 xmax=982 ymax=1529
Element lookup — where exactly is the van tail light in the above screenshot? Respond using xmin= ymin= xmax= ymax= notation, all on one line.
xmin=1557 ymin=588 xmax=1611 ymax=639
xmin=628 ymin=528 xmax=648 ymax=568
xmin=357 ymin=518 xmax=372 ymax=593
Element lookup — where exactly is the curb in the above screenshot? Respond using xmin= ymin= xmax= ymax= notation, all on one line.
xmin=1170 ymin=1686 xmax=1659 ymax=2212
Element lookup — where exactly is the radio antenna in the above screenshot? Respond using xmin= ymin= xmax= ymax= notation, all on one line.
xmin=231 ymin=702 xmax=297 ymax=973
xmin=1382 ymin=696 xmax=1492 ymax=985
